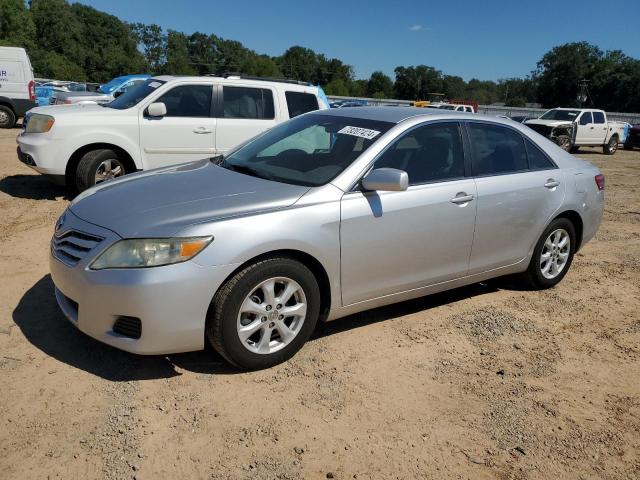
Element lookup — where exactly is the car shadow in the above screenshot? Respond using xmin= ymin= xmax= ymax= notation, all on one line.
xmin=13 ymin=275 xmax=517 ymax=380
xmin=0 ymin=174 xmax=72 ymax=201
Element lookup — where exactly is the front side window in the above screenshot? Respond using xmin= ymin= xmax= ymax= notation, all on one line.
xmin=223 ymin=86 xmax=275 ymax=119
xmin=469 ymin=123 xmax=528 ymax=176
xmin=593 ymin=111 xmax=605 ymax=124
xmin=155 ymin=85 xmax=212 ymax=117
xmin=285 ymin=91 xmax=319 ymax=118
xmin=579 ymin=112 xmax=593 ymax=125
xmin=221 ymin=113 xmax=393 ymax=186
xmin=374 ymin=122 xmax=465 ymax=185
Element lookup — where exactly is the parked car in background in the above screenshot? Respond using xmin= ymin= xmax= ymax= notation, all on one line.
xmin=0 ymin=46 xmax=37 ymax=128
xmin=435 ymin=103 xmax=475 ymax=113
xmin=509 ymin=115 xmax=535 ymax=123
xmin=330 ymin=100 xmax=368 ymax=108
xmin=36 ymin=82 xmax=87 ymax=106
xmin=49 ymin=107 xmax=604 ymax=369
xmin=624 ymin=124 xmax=640 ymax=150
xmin=53 ymin=74 xmax=150 ymax=105
xmin=525 ymin=108 xmax=625 ymax=154
xmin=18 ymin=75 xmax=330 ymax=191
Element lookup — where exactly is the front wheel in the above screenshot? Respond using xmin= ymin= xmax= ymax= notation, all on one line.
xmin=604 ymin=136 xmax=618 ymax=155
xmin=520 ymin=218 xmax=576 ymax=289
xmin=206 ymin=257 xmax=321 ymax=370
xmin=76 ymin=148 xmax=127 ymax=192
xmin=0 ymin=105 xmax=16 ymax=129
xmin=555 ymin=135 xmax=572 ymax=152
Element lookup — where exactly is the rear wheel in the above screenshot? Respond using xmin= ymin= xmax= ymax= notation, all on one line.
xmin=0 ymin=105 xmax=16 ymax=129
xmin=604 ymin=136 xmax=618 ymax=155
xmin=520 ymin=217 xmax=576 ymax=289
xmin=75 ymin=149 xmax=127 ymax=192
xmin=206 ymin=257 xmax=320 ymax=370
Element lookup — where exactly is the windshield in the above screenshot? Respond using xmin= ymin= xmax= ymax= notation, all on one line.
xmin=99 ymin=76 xmax=128 ymax=93
xmin=440 ymin=105 xmax=457 ymax=110
xmin=221 ymin=113 xmax=393 ymax=187
xmin=540 ymin=109 xmax=580 ymax=121
xmin=106 ymin=79 xmax=165 ymax=110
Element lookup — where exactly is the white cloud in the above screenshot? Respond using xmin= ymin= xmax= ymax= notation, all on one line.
xmin=408 ymin=25 xmax=423 ymax=32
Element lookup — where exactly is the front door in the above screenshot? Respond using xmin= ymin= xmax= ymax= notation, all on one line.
xmin=340 ymin=122 xmax=477 ymax=305
xmin=140 ymin=84 xmax=216 ymax=169
xmin=575 ymin=111 xmax=595 ymax=145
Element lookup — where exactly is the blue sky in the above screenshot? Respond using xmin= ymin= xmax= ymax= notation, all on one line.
xmin=78 ymin=0 xmax=640 ymax=81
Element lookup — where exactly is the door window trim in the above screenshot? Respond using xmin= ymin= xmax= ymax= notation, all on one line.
xmin=462 ymin=120 xmax=558 ymax=178
xmin=142 ymin=82 xmax=216 ymax=118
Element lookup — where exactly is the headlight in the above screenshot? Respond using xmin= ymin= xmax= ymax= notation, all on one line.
xmin=90 ymin=237 xmax=213 ymax=270
xmin=25 ymin=114 xmax=55 ymax=133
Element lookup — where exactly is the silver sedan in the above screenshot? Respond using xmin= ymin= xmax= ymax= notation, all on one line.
xmin=50 ymin=108 xmax=604 ymax=369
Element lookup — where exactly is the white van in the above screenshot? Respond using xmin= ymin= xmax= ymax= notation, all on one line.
xmin=0 ymin=47 xmax=37 ymax=128
xmin=18 ymin=75 xmax=330 ymax=191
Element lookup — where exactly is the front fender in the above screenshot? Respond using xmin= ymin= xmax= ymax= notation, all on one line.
xmin=59 ymin=131 xmax=142 ymax=170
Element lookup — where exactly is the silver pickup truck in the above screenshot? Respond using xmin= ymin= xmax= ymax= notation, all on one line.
xmin=525 ymin=108 xmax=625 ymax=154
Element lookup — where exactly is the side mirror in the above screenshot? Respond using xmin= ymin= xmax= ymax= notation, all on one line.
xmin=147 ymin=102 xmax=167 ymax=117
xmin=361 ymin=168 xmax=408 ymax=192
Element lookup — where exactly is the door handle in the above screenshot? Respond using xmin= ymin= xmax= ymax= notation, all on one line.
xmin=544 ymin=179 xmax=560 ymax=189
xmin=193 ymin=127 xmax=212 ymax=134
xmin=589 ymin=126 xmax=594 ymax=130
xmin=450 ymin=193 xmax=474 ymax=204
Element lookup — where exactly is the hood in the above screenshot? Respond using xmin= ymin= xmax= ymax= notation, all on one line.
xmin=525 ymin=119 xmax=573 ymax=128
xmin=69 ymin=160 xmax=310 ymax=238
xmin=29 ymin=103 xmax=118 ymax=118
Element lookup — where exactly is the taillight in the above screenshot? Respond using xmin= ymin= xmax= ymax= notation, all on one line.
xmin=28 ymin=80 xmax=35 ymax=102
xmin=595 ymin=174 xmax=605 ymax=191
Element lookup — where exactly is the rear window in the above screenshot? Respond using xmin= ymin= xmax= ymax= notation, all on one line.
xmin=285 ymin=91 xmax=319 ymax=118
xmin=223 ymin=86 xmax=275 ymax=119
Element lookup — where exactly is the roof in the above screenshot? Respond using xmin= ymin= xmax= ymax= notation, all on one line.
xmin=151 ymin=75 xmax=317 ymax=91
xmin=311 ymin=106 xmax=490 ymax=124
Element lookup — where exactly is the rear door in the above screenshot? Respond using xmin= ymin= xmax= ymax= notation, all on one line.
xmin=592 ymin=111 xmax=608 ymax=143
xmin=214 ymin=84 xmax=278 ymax=155
xmin=467 ymin=121 xmax=564 ymax=274
xmin=139 ymin=83 xmax=216 ymax=168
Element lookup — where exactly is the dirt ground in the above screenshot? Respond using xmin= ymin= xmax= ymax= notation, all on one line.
xmin=0 ymin=125 xmax=638 ymax=480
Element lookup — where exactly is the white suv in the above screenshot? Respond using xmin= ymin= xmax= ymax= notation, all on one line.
xmin=17 ymin=75 xmax=329 ymax=191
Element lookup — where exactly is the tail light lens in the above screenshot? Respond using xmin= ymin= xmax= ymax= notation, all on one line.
xmin=595 ymin=174 xmax=605 ymax=191
xmin=28 ymin=80 xmax=35 ymax=102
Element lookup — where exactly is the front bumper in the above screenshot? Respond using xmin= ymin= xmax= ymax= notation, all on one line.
xmin=16 ymin=131 xmax=66 ymax=176
xmin=49 ymin=210 xmax=238 ymax=355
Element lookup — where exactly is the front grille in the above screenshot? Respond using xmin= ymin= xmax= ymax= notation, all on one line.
xmin=52 ymin=230 xmax=104 ymax=267
xmin=113 ymin=316 xmax=142 ymax=339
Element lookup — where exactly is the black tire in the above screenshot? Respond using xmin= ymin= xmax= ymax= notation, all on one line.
xmin=75 ymin=148 xmax=127 ymax=192
xmin=206 ymin=257 xmax=321 ymax=370
xmin=0 ymin=105 xmax=16 ymax=129
xmin=520 ymin=217 xmax=576 ymax=290
xmin=603 ymin=136 xmax=618 ymax=155
xmin=555 ymin=135 xmax=572 ymax=152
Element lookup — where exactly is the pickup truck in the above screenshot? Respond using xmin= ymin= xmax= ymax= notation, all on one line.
xmin=53 ymin=74 xmax=150 ymax=105
xmin=525 ymin=108 xmax=624 ymax=155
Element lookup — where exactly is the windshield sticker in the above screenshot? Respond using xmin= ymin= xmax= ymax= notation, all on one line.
xmin=148 ymin=81 xmax=162 ymax=88
xmin=338 ymin=126 xmax=381 ymax=140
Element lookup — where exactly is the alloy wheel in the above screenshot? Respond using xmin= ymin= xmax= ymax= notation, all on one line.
xmin=236 ymin=277 xmax=307 ymax=354
xmin=94 ymin=158 xmax=125 ymax=184
xmin=539 ymin=228 xmax=570 ymax=279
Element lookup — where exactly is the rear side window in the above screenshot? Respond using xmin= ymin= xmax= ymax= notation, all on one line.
xmin=525 ymin=138 xmax=556 ymax=170
xmin=156 ymin=85 xmax=212 ymax=117
xmin=468 ymin=123 xmax=528 ymax=176
xmin=285 ymin=91 xmax=319 ymax=118
xmin=223 ymin=87 xmax=274 ymax=119
xmin=593 ymin=111 xmax=605 ymax=124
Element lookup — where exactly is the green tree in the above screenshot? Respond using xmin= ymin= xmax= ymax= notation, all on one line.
xmin=0 ymin=0 xmax=35 ymax=49
xmin=324 ymin=78 xmax=350 ymax=96
xmin=393 ymin=65 xmax=443 ymax=100
xmin=367 ymin=71 xmax=393 ymax=98
xmin=131 ymin=23 xmax=166 ymax=73
xmin=163 ymin=30 xmax=196 ymax=75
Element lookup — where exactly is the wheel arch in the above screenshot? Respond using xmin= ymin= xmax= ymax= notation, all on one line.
xmin=0 ymin=97 xmax=16 ymax=112
xmin=65 ymin=143 xmax=137 ymax=185
xmin=553 ymin=210 xmax=584 ymax=251
xmin=214 ymin=249 xmax=332 ymax=322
